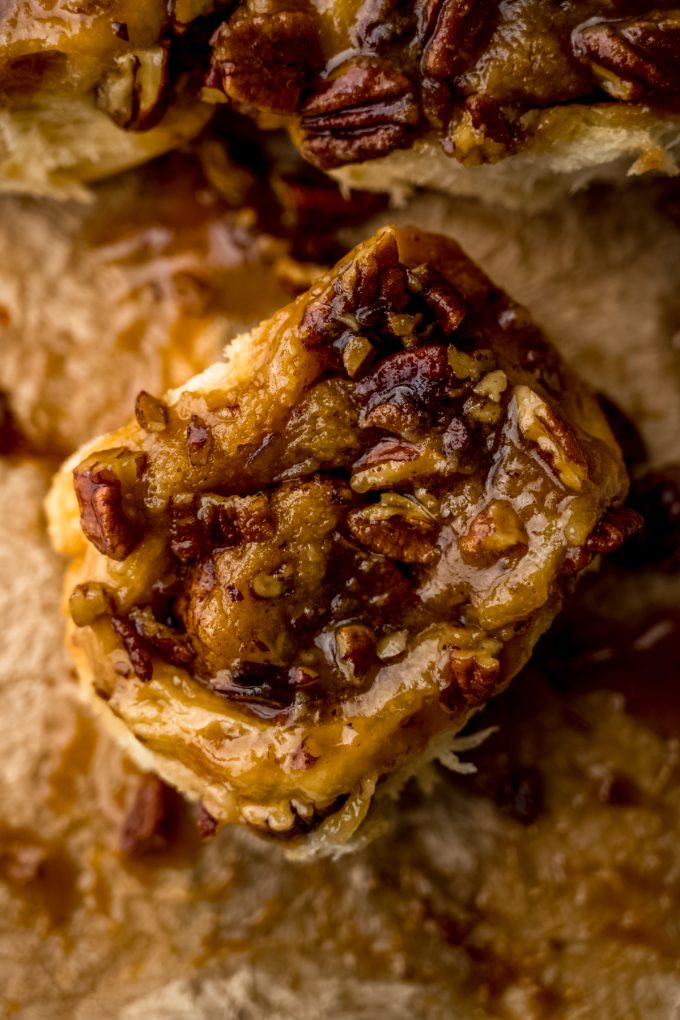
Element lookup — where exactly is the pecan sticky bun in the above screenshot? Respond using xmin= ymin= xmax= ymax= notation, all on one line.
xmin=48 ymin=226 xmax=635 ymax=853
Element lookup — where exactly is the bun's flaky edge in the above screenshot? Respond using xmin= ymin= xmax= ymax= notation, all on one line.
xmin=0 ymin=94 xmax=212 ymax=200
xmin=332 ymin=108 xmax=680 ymax=209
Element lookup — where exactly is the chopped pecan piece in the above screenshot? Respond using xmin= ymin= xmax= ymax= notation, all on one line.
xmin=128 ymin=606 xmax=196 ymax=668
xmin=446 ymin=648 xmax=500 ymax=707
xmin=186 ymin=415 xmax=212 ymax=467
xmin=406 ymin=264 xmax=467 ymax=336
xmin=210 ymin=11 xmax=321 ymax=114
xmin=514 ymin=386 xmax=587 ymax=492
xmin=68 ymin=581 xmax=114 ymax=627
xmin=134 ymin=390 xmax=168 ymax=433
xmin=572 ymin=12 xmax=680 ymax=101
xmin=355 ymin=438 xmax=420 ymax=469
xmin=299 ymin=227 xmax=407 ymax=348
xmin=97 ymin=45 xmax=170 ymax=131
xmin=420 ymin=0 xmax=495 ymax=79
xmin=298 ymin=57 xmax=420 ymax=169
xmin=208 ymin=661 xmax=316 ymax=719
xmin=169 ymin=491 xmax=273 ymax=562
xmin=442 ymin=416 xmax=472 ymax=455
xmin=335 ymin=623 xmax=376 ymax=676
xmin=169 ymin=493 xmax=206 ymax=562
xmin=347 ymin=495 xmax=440 ymax=564
xmin=463 ymin=96 xmax=515 ymax=149
xmin=111 ymin=613 xmax=154 ymax=682
xmin=584 ymin=506 xmax=642 ymax=554
xmin=459 ymin=500 xmax=528 ymax=566
xmin=73 ymin=448 xmax=146 ymax=561
xmin=120 ymin=775 xmax=174 ymax=856
xmin=352 ymin=0 xmax=416 ymax=49
xmin=376 ymin=629 xmax=408 ymax=660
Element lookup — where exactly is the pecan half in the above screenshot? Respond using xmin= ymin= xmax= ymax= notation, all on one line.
xmin=347 ymin=496 xmax=440 ymax=564
xmin=210 ymin=11 xmax=321 ymax=114
xmin=298 ymin=57 xmax=420 ymax=169
xmin=355 ymin=345 xmax=454 ymax=424
xmin=572 ymin=12 xmax=680 ymax=101
xmin=73 ymin=449 xmax=146 ymax=561
xmin=420 ymin=0 xmax=495 ymax=79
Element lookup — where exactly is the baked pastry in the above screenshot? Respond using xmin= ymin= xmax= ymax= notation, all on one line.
xmin=47 ymin=225 xmax=634 ymax=854
xmin=0 ymin=1 xmax=214 ymax=195
xmin=206 ymin=1 xmax=680 ymax=206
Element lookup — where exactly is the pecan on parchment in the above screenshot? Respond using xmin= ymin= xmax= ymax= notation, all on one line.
xmin=298 ymin=57 xmax=421 ymax=169
xmin=210 ymin=10 xmax=321 ymax=114
xmin=573 ymin=12 xmax=680 ymax=101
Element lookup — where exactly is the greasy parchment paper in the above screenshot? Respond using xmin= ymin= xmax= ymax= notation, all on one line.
xmin=1 ymin=174 xmax=680 ymax=1020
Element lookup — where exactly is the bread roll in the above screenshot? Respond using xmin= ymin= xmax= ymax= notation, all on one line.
xmin=205 ymin=2 xmax=680 ymax=207
xmin=47 ymin=225 xmax=632 ymax=854
xmin=0 ymin=0 xmax=213 ymax=195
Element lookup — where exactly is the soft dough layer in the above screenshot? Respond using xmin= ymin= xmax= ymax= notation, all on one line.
xmin=0 ymin=0 xmax=213 ymax=195
xmin=48 ymin=225 xmax=632 ymax=853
